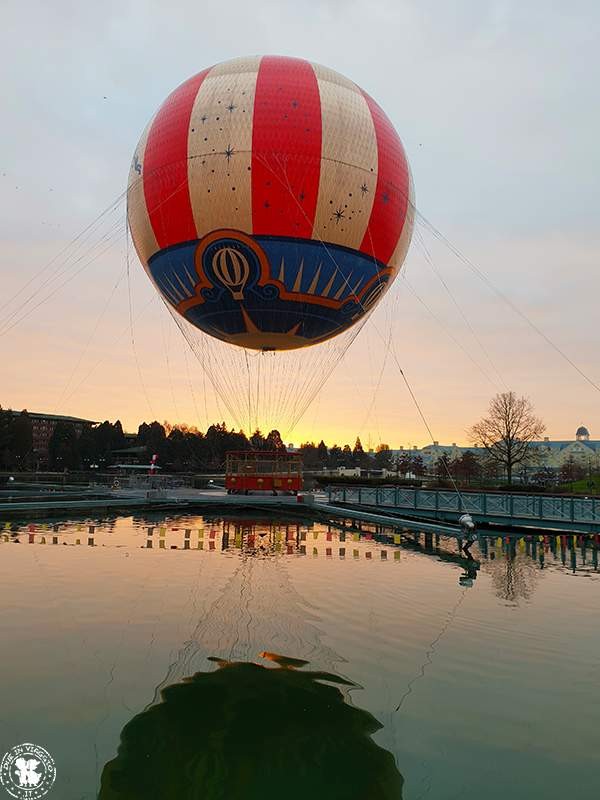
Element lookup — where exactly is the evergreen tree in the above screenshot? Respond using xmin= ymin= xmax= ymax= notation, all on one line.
xmin=433 ymin=452 xmax=452 ymax=481
xmin=352 ymin=437 xmax=371 ymax=468
xmin=341 ymin=444 xmax=353 ymax=467
xmin=317 ymin=440 xmax=328 ymax=467
xmin=410 ymin=455 xmax=426 ymax=477
xmin=374 ymin=444 xmax=392 ymax=469
xmin=265 ymin=430 xmax=286 ymax=451
xmin=560 ymin=456 xmax=585 ymax=485
xmin=328 ymin=444 xmax=343 ymax=468
xmin=0 ymin=407 xmax=14 ymax=469
xmin=299 ymin=442 xmax=320 ymax=470
xmin=10 ymin=411 xmax=33 ymax=469
xmin=452 ymin=451 xmax=481 ymax=485
xmin=250 ymin=429 xmax=267 ymax=450
xmin=48 ymin=422 xmax=80 ymax=470
xmin=137 ymin=421 xmax=167 ymax=461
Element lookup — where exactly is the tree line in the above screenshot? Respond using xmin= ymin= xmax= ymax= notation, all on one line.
xmin=1 ymin=392 xmax=584 ymax=485
xmin=0 ymin=408 xmax=424 ymax=474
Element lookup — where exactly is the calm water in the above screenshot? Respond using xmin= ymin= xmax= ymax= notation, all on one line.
xmin=0 ymin=514 xmax=598 ymax=799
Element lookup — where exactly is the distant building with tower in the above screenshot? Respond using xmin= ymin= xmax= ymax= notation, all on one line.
xmin=392 ymin=425 xmax=600 ymax=474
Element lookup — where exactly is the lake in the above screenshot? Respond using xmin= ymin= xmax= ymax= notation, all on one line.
xmin=0 ymin=513 xmax=598 ymax=799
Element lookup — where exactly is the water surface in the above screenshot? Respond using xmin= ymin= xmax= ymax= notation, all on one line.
xmin=0 ymin=515 xmax=598 ymax=798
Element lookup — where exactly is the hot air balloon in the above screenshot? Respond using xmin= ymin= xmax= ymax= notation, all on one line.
xmin=127 ymin=55 xmax=414 ymax=353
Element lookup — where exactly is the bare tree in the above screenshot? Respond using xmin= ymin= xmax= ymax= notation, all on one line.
xmin=468 ymin=392 xmax=545 ymax=484
xmin=486 ymin=548 xmax=539 ymax=603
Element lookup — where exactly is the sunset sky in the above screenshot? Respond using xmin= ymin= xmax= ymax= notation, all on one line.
xmin=1 ymin=1 xmax=598 ymax=447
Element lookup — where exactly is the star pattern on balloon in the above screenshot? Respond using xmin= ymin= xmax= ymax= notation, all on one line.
xmin=128 ymin=56 xmax=413 ymax=355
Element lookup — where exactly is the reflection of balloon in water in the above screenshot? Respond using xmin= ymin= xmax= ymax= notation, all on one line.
xmin=127 ymin=55 xmax=414 ymax=352
xmin=99 ymin=656 xmax=404 ymax=799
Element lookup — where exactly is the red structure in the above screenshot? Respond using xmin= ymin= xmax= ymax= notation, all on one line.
xmin=225 ymin=451 xmax=303 ymax=494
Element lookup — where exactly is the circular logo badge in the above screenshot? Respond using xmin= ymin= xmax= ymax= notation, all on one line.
xmin=0 ymin=743 xmax=56 ymax=799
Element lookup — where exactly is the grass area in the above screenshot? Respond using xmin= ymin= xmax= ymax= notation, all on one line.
xmin=557 ymin=475 xmax=600 ymax=495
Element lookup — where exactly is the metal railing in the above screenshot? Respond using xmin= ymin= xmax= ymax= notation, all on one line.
xmin=327 ymin=486 xmax=600 ymax=528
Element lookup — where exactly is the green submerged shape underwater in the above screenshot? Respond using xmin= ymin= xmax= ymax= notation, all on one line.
xmin=98 ymin=655 xmax=404 ymax=799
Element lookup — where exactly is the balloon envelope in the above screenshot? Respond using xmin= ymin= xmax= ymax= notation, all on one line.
xmin=128 ymin=56 xmax=414 ymax=351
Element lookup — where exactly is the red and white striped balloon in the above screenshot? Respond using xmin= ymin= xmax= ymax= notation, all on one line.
xmin=128 ymin=56 xmax=414 ymax=351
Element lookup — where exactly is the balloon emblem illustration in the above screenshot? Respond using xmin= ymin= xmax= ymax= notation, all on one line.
xmin=127 ymin=56 xmax=414 ymax=352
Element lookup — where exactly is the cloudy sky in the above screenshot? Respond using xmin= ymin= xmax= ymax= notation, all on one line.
xmin=1 ymin=0 xmax=598 ymax=447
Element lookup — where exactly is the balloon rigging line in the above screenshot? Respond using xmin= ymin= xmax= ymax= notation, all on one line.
xmin=355 ymin=274 xmax=406 ymax=441
xmin=257 ymin=353 xmax=262 ymax=434
xmin=223 ymin=148 xmax=596 ymax=424
xmin=201 ymin=353 xmax=210 ymax=429
xmin=60 ymin=294 xmax=158 ymax=408
xmin=411 ymin=204 xmax=600 ymax=395
xmin=258 ymin=160 xmax=440 ymax=449
xmin=159 ymin=316 xmax=208 ymax=466
xmin=400 ymin=274 xmax=500 ymax=390
xmin=413 ymin=225 xmax=507 ymax=390
xmin=244 ymin=350 xmax=253 ymax=435
xmin=146 ymin=558 xmax=251 ymax=707
xmin=394 ymin=587 xmax=468 ymax=714
xmin=0 ymin=225 xmax=125 ymax=336
xmin=168 ymin=298 xmax=368 ymax=438
xmin=0 ymin=207 xmax=125 ymax=331
xmin=283 ymin=321 xmax=367 ymax=437
xmin=182 ymin=345 xmax=204 ymax=431
xmin=277 ymin=341 xmax=344 ymax=437
xmin=306 ymin=378 xmax=324 ymax=444
xmin=246 ymin=153 xmax=385 ymax=434
xmin=185 ymin=332 xmax=243 ymax=430
xmin=276 ymin=159 xmax=600 ymax=419
xmin=126 ymin=225 xmax=155 ymax=419
xmin=57 ymin=264 xmax=127 ymax=408
xmin=0 ymin=220 xmax=126 ymax=337
xmin=36 ymin=149 xmax=596 ymax=441
xmin=0 ymin=189 xmax=127 ymax=317
xmin=168 ymin=308 xmax=245 ymax=429
xmin=269 ymin=167 xmax=585 ymax=495
xmin=1 ymin=170 xmax=180 ymax=338
xmin=160 ymin=309 xmax=181 ymax=424
xmin=255 ymin=151 xmax=384 ymax=318
xmin=389 ymin=340 xmax=472 ymax=510
xmin=35 ymin=140 xmax=595 ymax=445
xmin=356 ymin=323 xmax=393 ymax=440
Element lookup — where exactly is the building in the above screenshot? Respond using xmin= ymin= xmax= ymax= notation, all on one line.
xmin=9 ymin=410 xmax=96 ymax=465
xmin=391 ymin=425 xmax=600 ymax=475
xmin=109 ymin=445 xmax=148 ymax=465
xmin=528 ymin=426 xmax=600 ymax=472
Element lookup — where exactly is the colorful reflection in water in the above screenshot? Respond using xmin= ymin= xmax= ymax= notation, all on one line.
xmin=0 ymin=514 xmax=598 ymax=799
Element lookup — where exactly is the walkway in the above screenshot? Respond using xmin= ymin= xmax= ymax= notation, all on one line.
xmin=327 ymin=486 xmax=600 ymax=533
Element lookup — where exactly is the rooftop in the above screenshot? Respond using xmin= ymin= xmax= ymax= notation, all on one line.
xmin=8 ymin=410 xmax=97 ymax=425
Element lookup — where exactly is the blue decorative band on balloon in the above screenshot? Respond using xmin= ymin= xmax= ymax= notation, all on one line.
xmin=147 ymin=230 xmax=392 ymax=350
